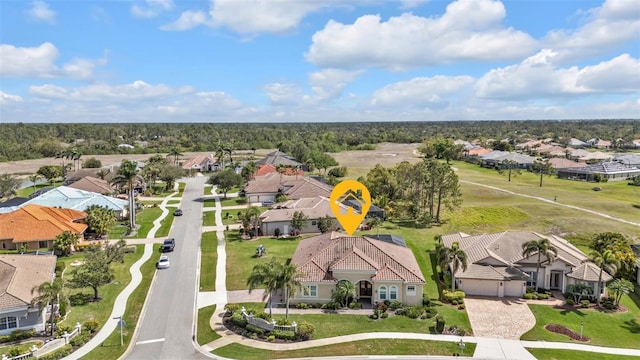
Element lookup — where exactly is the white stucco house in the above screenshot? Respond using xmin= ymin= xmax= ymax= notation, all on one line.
xmin=441 ymin=231 xmax=613 ymax=298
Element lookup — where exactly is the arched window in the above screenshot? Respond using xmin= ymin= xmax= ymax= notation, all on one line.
xmin=379 ymin=286 xmax=387 ymax=300
xmin=390 ymin=285 xmax=398 ymax=300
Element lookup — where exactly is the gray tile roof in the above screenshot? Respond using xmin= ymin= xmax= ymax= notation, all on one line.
xmin=0 ymin=255 xmax=57 ymax=311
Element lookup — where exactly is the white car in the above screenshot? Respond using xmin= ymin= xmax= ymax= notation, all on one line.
xmin=156 ymin=255 xmax=170 ymax=269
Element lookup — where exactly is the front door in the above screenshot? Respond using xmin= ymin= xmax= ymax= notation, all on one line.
xmin=359 ymin=281 xmax=372 ymax=298
xmin=550 ymin=271 xmax=562 ymax=290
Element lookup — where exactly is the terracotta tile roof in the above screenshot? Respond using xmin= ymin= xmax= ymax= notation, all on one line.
xmin=549 ymin=158 xmax=584 ymax=169
xmin=291 ymin=232 xmax=425 ymax=284
xmin=182 ymin=154 xmax=217 ymax=170
xmin=243 ymin=172 xmax=298 ymax=194
xmin=67 ymin=176 xmax=113 ymax=194
xmin=254 ymin=164 xmax=304 ymax=177
xmin=0 ymin=204 xmax=87 ymax=243
xmin=0 ymin=254 xmax=57 ymax=311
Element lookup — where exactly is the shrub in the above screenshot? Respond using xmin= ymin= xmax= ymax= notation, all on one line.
xmin=422 ymin=294 xmax=432 ymax=307
xmin=580 ymin=300 xmax=591 ymax=308
xmin=323 ymin=301 xmax=340 ymax=310
xmin=276 ymin=318 xmax=291 ymax=326
xmin=348 ymin=302 xmax=362 ymax=309
xmin=451 ymin=299 xmax=459 ymax=305
xmin=403 ymin=306 xmax=424 ymax=319
xmin=297 ymin=322 xmax=315 ymax=340
xmin=245 ymin=324 xmax=265 ymax=336
xmin=296 ymin=302 xmax=310 ymax=309
xmin=458 ymin=304 xmax=466 ymax=310
xmin=38 ymin=345 xmax=72 ymax=360
xmin=230 ymin=312 xmax=247 ymax=327
xmin=435 ymin=315 xmax=445 ymax=334
xmin=602 ymin=297 xmax=617 ymax=310
xmin=375 ymin=302 xmax=388 ymax=312
xmin=69 ymin=332 xmax=91 ymax=347
xmin=256 ymin=312 xmax=271 ymax=321
xmin=56 ymin=325 xmax=74 ymax=338
xmin=537 ymin=293 xmax=550 ymax=300
xmin=272 ymin=330 xmax=297 ymax=341
xmin=383 ymin=299 xmax=391 ymax=306
xmin=8 ymin=329 xmax=34 ymax=341
xmin=390 ymin=300 xmax=402 ymax=309
xmin=274 ymin=228 xmax=281 ymax=238
xmin=565 ymin=298 xmax=575 ymax=306
xmin=380 ymin=312 xmax=389 ymax=319
xmin=424 ymin=307 xmax=438 ymax=319
xmin=224 ymin=303 xmax=240 ymax=314
xmin=370 ymin=309 xmax=383 ymax=319
xmin=82 ymin=319 xmax=100 ymax=334
xmin=442 ymin=290 xmax=465 ymax=304
xmin=328 ymin=166 xmax=348 ymax=178
xmin=523 ymin=293 xmax=537 ymax=300
xmin=267 ymin=335 xmax=275 ymax=342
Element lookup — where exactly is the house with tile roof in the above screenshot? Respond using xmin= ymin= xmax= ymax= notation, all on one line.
xmin=289 ymin=232 xmax=426 ymax=306
xmin=441 ymin=231 xmax=613 ymax=298
xmin=243 ymin=173 xmax=332 ymax=204
xmin=254 ymin=163 xmax=304 ymax=178
xmin=255 ymin=150 xmax=304 ymax=168
xmin=0 ymin=254 xmax=57 ymax=335
xmin=0 ymin=204 xmax=87 ymax=251
xmin=259 ymin=196 xmax=343 ymax=236
xmin=556 ymin=162 xmax=640 ymax=182
xmin=67 ymin=176 xmax=114 ymax=195
xmin=181 ymin=154 xmax=218 ymax=172
xmin=0 ymin=186 xmax=129 ymax=220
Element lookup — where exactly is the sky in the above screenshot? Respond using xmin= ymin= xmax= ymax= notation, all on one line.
xmin=0 ymin=0 xmax=639 ymax=123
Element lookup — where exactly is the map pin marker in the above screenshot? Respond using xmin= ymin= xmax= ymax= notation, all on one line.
xmin=330 ymin=179 xmax=371 ymax=235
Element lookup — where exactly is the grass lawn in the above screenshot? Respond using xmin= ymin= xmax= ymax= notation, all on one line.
xmin=82 ymin=244 xmax=161 ymax=360
xmin=156 ymin=207 xmax=176 ymax=237
xmin=135 ymin=207 xmax=163 ymax=238
xmin=167 ymin=199 xmax=180 ymax=205
xmin=173 ymin=182 xmax=185 ymax=197
xmin=108 ymin=221 xmax=129 ymax=239
xmin=0 ymin=341 xmax=43 ymax=357
xmin=219 ymin=197 xmax=247 ymax=207
xmin=197 ymin=305 xmax=220 ymax=345
xmin=527 ymin=348 xmax=640 ymax=360
xmin=16 ymin=183 xmax=51 ymax=198
xmin=200 ymin=231 xmax=218 ymax=291
xmin=221 ymin=213 xmax=239 ymax=226
xmin=213 ymin=339 xmax=476 ymax=359
xmin=521 ymin=293 xmax=640 ymax=349
xmin=60 ymin=245 xmax=144 ymax=333
xmin=203 ymin=211 xmax=216 ymax=226
xmin=224 ymin=230 xmax=300 ymax=290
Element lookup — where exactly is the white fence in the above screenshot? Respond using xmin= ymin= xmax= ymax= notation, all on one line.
xmin=241 ymin=307 xmax=297 ymax=333
xmin=2 ymin=323 xmax=81 ymax=360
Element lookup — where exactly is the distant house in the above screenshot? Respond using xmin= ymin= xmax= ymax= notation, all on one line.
xmin=548 ymin=158 xmax=583 ymax=170
xmin=67 ymin=176 xmax=114 ymax=195
xmin=567 ymin=138 xmax=587 ymax=147
xmin=243 ymin=173 xmax=332 ymax=203
xmin=289 ymin=232 xmax=426 ymax=306
xmin=254 ymin=164 xmax=304 ymax=177
xmin=181 ymin=154 xmax=218 ymax=172
xmin=613 ymin=154 xmax=640 ymax=167
xmin=480 ymin=151 xmax=536 ymax=168
xmin=0 ymin=204 xmax=87 ymax=250
xmin=556 ymin=162 xmax=640 ymax=182
xmin=441 ymin=231 xmax=613 ymax=298
xmin=259 ymin=196 xmax=343 ymax=236
xmin=255 ymin=150 xmax=304 ymax=169
xmin=0 ymin=254 xmax=57 ymax=335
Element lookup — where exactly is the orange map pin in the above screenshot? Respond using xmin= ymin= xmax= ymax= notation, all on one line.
xmin=329 ymin=180 xmax=371 ymax=235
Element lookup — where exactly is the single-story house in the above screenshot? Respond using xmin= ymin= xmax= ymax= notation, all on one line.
xmin=181 ymin=154 xmax=218 ymax=172
xmin=0 ymin=186 xmax=129 ymax=220
xmin=243 ymin=174 xmax=332 ymax=204
xmin=613 ymin=154 xmax=640 ymax=167
xmin=480 ymin=151 xmax=536 ymax=169
xmin=0 ymin=204 xmax=87 ymax=250
xmin=549 ymin=158 xmax=583 ymax=170
xmin=556 ymin=162 xmax=640 ymax=182
xmin=290 ymin=232 xmax=426 ymax=306
xmin=67 ymin=176 xmax=114 ymax=195
xmin=0 ymin=254 xmax=57 ymax=335
xmin=259 ymin=196 xmax=343 ymax=236
xmin=567 ymin=138 xmax=588 ymax=147
xmin=441 ymin=231 xmax=613 ymax=298
xmin=254 ymin=164 xmax=304 ymax=177
xmin=255 ymin=150 xmax=304 ymax=169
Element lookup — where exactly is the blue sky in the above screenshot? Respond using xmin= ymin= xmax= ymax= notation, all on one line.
xmin=1 ymin=0 xmax=638 ymax=123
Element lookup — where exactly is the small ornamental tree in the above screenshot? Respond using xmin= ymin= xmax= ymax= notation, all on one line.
xmin=316 ymin=215 xmax=333 ymax=234
xmin=67 ymin=243 xmax=117 ymax=301
xmin=85 ymin=205 xmax=117 ymax=237
xmin=54 ymin=231 xmax=80 ymax=256
xmin=290 ymin=211 xmax=309 ymax=235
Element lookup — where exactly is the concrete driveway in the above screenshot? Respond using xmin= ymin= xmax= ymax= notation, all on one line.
xmin=464 ymin=297 xmax=536 ymax=339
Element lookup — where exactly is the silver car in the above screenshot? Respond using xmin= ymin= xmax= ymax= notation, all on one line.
xmin=156 ymin=255 xmax=170 ymax=269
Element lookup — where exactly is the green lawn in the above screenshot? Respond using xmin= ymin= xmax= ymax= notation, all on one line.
xmin=527 ymin=348 xmax=640 ymax=360
xmin=156 ymin=207 xmax=176 ymax=237
xmin=108 ymin=221 xmax=129 ymax=239
xmin=197 ymin=305 xmax=221 ymax=345
xmin=82 ymin=244 xmax=161 ymax=360
xmin=0 ymin=341 xmax=43 ymax=357
xmin=16 ymin=183 xmax=51 ymax=198
xmin=61 ymin=245 xmax=144 ymax=333
xmin=200 ymin=231 xmax=218 ymax=291
xmin=203 ymin=211 xmax=216 ymax=226
xmin=521 ymin=293 xmax=640 ymax=349
xmin=135 ymin=207 xmax=163 ymax=238
xmin=213 ymin=339 xmax=475 ymax=359
xmin=219 ymin=197 xmax=247 ymax=207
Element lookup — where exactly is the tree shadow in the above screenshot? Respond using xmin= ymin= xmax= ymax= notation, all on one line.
xmin=558 ymin=306 xmax=587 ymax=316
xmin=68 ymin=293 xmax=94 ymax=306
xmin=621 ymin=318 xmax=640 ymax=334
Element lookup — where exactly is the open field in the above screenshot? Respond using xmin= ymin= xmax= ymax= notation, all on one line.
xmin=330 ymin=142 xmax=422 ymax=179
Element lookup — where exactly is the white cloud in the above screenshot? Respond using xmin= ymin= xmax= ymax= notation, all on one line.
xmin=371 ymin=75 xmax=474 ymax=108
xmin=29 ymin=80 xmax=194 ymax=102
xmin=0 ymin=91 xmax=24 ymax=105
xmin=160 ymin=11 xmax=208 ymax=31
xmin=543 ymin=0 xmax=640 ymax=62
xmin=131 ymin=0 xmax=174 ymax=18
xmin=28 ymin=1 xmax=56 ymax=24
xmin=308 ymin=69 xmax=362 ymax=102
xmin=0 ymin=43 xmax=106 ymax=80
xmin=476 ymin=51 xmax=640 ymax=99
xmin=263 ymin=83 xmax=305 ymax=106
xmin=306 ymin=0 xmax=536 ymax=70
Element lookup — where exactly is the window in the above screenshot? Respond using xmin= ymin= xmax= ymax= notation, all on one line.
xmin=406 ymin=285 xmax=416 ymax=296
xmin=311 ymin=220 xmax=317 ymax=226
xmin=526 ymin=271 xmax=537 ymax=287
xmin=390 ymin=286 xmax=398 ymax=300
xmin=303 ymin=285 xmax=317 ymax=298
xmin=39 ymin=241 xmax=48 ymax=249
xmin=0 ymin=317 xmax=17 ymax=331
xmin=379 ymin=286 xmax=387 ymax=300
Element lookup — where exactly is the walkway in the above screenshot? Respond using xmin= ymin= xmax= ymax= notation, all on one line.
xmin=66 ymin=186 xmax=179 ymax=359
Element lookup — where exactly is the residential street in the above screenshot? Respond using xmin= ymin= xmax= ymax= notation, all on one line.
xmin=126 ymin=177 xmax=210 ymax=360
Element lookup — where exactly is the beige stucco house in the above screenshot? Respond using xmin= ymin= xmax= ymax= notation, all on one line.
xmin=441 ymin=231 xmax=613 ymax=298
xmin=290 ymin=232 xmax=426 ymax=307
xmin=259 ymin=196 xmax=344 ymax=236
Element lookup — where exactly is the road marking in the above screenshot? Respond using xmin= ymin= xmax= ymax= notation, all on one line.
xmin=136 ymin=338 xmax=165 ymax=345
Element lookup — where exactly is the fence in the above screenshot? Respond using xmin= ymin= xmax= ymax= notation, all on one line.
xmin=2 ymin=323 xmax=82 ymax=360
xmin=240 ymin=307 xmax=297 ymax=333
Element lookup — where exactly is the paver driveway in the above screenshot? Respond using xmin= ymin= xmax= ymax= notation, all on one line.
xmin=464 ymin=297 xmax=536 ymax=339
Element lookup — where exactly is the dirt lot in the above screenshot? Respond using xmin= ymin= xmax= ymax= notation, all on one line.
xmin=330 ymin=142 xmax=423 ymax=178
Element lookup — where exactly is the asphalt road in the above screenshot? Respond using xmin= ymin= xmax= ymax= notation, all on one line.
xmin=127 ymin=177 xmax=211 ymax=360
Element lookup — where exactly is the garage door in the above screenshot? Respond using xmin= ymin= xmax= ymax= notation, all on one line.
xmin=505 ymin=281 xmax=525 ymax=297
xmin=460 ymin=279 xmax=498 ymax=297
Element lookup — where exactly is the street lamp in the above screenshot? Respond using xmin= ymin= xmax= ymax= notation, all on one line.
xmin=113 ymin=315 xmax=125 ymax=346
xmin=459 ymin=338 xmax=466 ymax=355
xmin=580 ymin=320 xmax=584 ymax=341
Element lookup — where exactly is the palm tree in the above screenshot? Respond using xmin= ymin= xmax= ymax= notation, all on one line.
xmin=247 ymin=259 xmax=281 ymax=316
xmin=607 ymin=279 xmax=633 ymax=306
xmin=332 ymin=280 xmax=357 ymax=308
xmin=240 ymin=206 xmax=262 ymax=238
xmin=28 ymin=174 xmax=40 ymax=193
xmin=278 ymin=262 xmax=303 ymax=320
xmin=522 ymin=238 xmax=558 ymax=291
xmin=167 ymin=147 xmax=183 ymax=166
xmin=588 ymin=249 xmax=620 ymax=306
xmin=224 ymin=143 xmax=235 ymax=166
xmin=31 ymin=279 xmax=66 ymax=336
xmin=442 ymin=242 xmax=468 ymax=291
xmin=111 ymin=160 xmax=140 ymax=233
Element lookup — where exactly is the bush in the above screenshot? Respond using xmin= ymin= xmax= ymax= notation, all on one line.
xmin=56 ymin=325 xmax=74 ymax=338
xmin=230 ymin=312 xmax=247 ymax=327
xmin=328 ymin=166 xmax=348 ymax=178
xmin=602 ymin=297 xmax=617 ymax=310
xmin=458 ymin=304 xmax=466 ymax=310
xmin=276 ymin=318 xmax=291 ymax=326
xmin=442 ymin=290 xmax=465 ymax=304
xmin=256 ymin=312 xmax=271 ymax=321
xmin=390 ymin=300 xmax=402 ymax=309
xmin=69 ymin=332 xmax=91 ymax=347
xmin=322 ymin=301 xmax=340 ymax=310
xmin=402 ymin=306 xmax=424 ymax=319
xmin=435 ymin=315 xmax=445 ymax=334
xmin=348 ymin=302 xmax=362 ymax=309
xmin=297 ymin=321 xmax=315 ymax=340
xmin=375 ymin=302 xmax=388 ymax=313
xmin=272 ymin=330 xmax=297 ymax=341
xmin=245 ymin=324 xmax=265 ymax=336
xmin=580 ymin=300 xmax=591 ymax=308
xmin=523 ymin=293 xmax=537 ymax=300
xmin=565 ymin=298 xmax=575 ymax=306
xmin=267 ymin=335 xmax=275 ymax=342
xmin=38 ymin=345 xmax=72 ymax=360
xmin=380 ymin=312 xmax=389 ymax=319
xmin=451 ymin=299 xmax=459 ymax=305
xmin=537 ymin=293 xmax=550 ymax=300
xmin=224 ymin=303 xmax=240 ymax=314
xmin=424 ymin=307 xmax=438 ymax=319
xmin=8 ymin=329 xmax=34 ymax=342
xmin=422 ymin=294 xmax=432 ymax=307
xmin=82 ymin=319 xmax=100 ymax=334
xmin=383 ymin=299 xmax=391 ymax=306
xmin=296 ymin=302 xmax=310 ymax=309
xmin=274 ymin=228 xmax=281 ymax=238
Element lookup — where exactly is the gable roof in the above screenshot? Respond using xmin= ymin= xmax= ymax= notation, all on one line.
xmin=567 ymin=262 xmax=613 ymax=282
xmin=260 ymin=196 xmax=344 ymax=222
xmin=291 ymin=232 xmax=425 ymax=284
xmin=0 ymin=204 xmax=87 ymax=242
xmin=181 ymin=154 xmax=217 ymax=170
xmin=0 ymin=186 xmax=128 ymax=214
xmin=0 ymin=255 xmax=57 ymax=311
xmin=254 ymin=164 xmax=304 ymax=177
xmin=67 ymin=176 xmax=113 ymax=194
xmin=255 ymin=151 xmax=303 ymax=167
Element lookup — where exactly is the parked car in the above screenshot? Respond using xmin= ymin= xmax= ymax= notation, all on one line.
xmin=261 ymin=200 xmax=274 ymax=207
xmin=161 ymin=238 xmax=175 ymax=252
xmin=156 ymin=255 xmax=170 ymax=269
xmin=174 ymin=209 xmax=183 ymax=216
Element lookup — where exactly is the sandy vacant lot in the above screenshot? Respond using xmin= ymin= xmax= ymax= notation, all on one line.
xmin=330 ymin=142 xmax=423 ymax=178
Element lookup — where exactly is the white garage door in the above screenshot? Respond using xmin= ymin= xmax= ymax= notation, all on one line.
xmin=461 ymin=279 xmax=498 ymax=297
xmin=505 ymin=281 xmax=525 ymax=297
